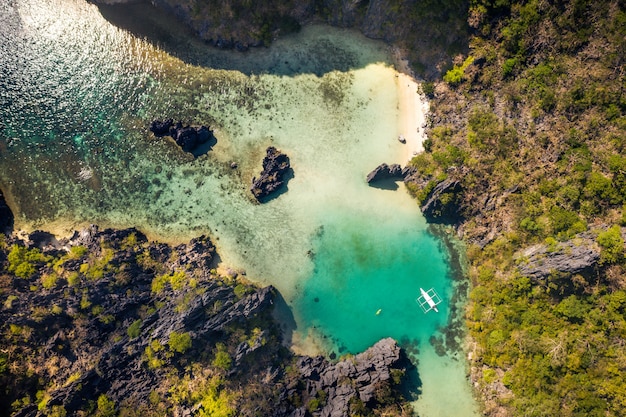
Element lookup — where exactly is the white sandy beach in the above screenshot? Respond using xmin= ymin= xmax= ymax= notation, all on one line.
xmin=394 ymin=54 xmax=429 ymax=162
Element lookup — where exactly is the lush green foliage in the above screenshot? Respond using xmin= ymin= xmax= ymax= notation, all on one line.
xmin=127 ymin=319 xmax=142 ymax=339
xmin=168 ymin=331 xmax=192 ymax=354
xmin=7 ymin=245 xmax=48 ymax=278
xmin=151 ymin=271 xmax=194 ymax=294
xmin=416 ymin=0 xmax=626 ymax=415
xmin=96 ymin=394 xmax=116 ymax=417
xmin=597 ymin=225 xmax=624 ymax=265
xmin=212 ymin=343 xmax=232 ymax=372
xmin=444 ymin=56 xmax=475 ymax=85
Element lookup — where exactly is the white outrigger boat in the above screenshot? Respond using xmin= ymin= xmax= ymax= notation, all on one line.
xmin=416 ymin=287 xmax=442 ymax=313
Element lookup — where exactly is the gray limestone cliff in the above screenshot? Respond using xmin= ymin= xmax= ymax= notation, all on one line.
xmin=515 ymin=232 xmax=601 ymax=280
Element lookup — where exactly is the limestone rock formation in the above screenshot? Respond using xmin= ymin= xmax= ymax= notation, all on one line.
xmin=292 ymin=338 xmax=405 ymax=417
xmin=366 ymin=163 xmax=403 ymax=183
xmin=516 ymin=233 xmax=601 ymax=280
xmin=250 ymin=146 xmax=292 ymax=202
xmin=92 ymin=0 xmax=460 ymax=78
xmin=366 ymin=163 xmax=417 ymax=185
xmin=420 ymin=177 xmax=464 ymax=224
xmin=149 ymin=119 xmax=215 ymax=155
xmin=2 ymin=227 xmax=411 ymax=417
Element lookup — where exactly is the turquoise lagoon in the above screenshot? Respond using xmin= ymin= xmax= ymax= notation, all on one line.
xmin=0 ymin=0 xmax=479 ymax=415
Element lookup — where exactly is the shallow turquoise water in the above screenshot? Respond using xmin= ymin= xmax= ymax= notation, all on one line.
xmin=297 ymin=207 xmax=449 ymax=355
xmin=0 ymin=0 xmax=480 ymax=414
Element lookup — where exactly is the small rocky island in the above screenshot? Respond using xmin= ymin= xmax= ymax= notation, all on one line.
xmin=250 ymin=146 xmax=292 ymax=202
xmin=149 ymin=119 xmax=216 ymax=156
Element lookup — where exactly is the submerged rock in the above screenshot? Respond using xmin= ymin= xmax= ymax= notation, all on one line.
xmin=250 ymin=146 xmax=292 ymax=202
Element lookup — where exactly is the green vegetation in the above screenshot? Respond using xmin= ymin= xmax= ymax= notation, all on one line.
xmin=7 ymin=245 xmax=49 ymax=278
xmin=96 ymin=394 xmax=116 ymax=417
xmin=145 ymin=339 xmax=166 ymax=369
xmin=151 ymin=271 xmax=195 ymax=294
xmin=127 ymin=319 xmax=142 ymax=339
xmin=597 ymin=225 xmax=624 ymax=265
xmin=414 ymin=0 xmax=626 ymax=415
xmin=168 ymin=331 xmax=192 ymax=354
xmin=443 ymin=55 xmax=475 ymax=85
xmin=79 ymin=248 xmax=115 ymax=281
xmin=0 ymin=229 xmax=411 ymax=417
xmin=212 ymin=343 xmax=232 ymax=372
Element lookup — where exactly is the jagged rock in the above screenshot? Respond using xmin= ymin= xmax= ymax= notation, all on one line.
xmin=366 ymin=163 xmax=403 ymax=183
xmin=235 ymin=329 xmax=269 ymax=364
xmin=250 ymin=146 xmax=292 ymax=201
xmin=149 ymin=118 xmax=173 ymax=136
xmin=171 ymin=235 xmax=216 ymax=275
xmin=3 ymin=227 xmax=409 ymax=417
xmin=420 ymin=177 xmax=463 ymax=224
xmin=290 ymin=408 xmax=306 ymax=417
xmin=27 ymin=230 xmax=59 ymax=250
xmin=516 ymin=233 xmax=601 ymax=280
xmin=150 ymin=119 xmax=215 ymax=155
xmin=296 ymin=338 xmax=403 ymax=417
xmin=401 ymin=165 xmax=417 ymax=178
xmin=66 ymin=225 xmax=147 ymax=254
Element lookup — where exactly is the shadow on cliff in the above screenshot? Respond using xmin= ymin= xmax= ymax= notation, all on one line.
xmin=95 ymin=1 xmax=380 ymax=77
xmin=397 ymin=338 xmax=423 ymax=401
xmin=270 ymin=288 xmax=298 ymax=347
xmin=94 ymin=0 xmax=469 ymax=79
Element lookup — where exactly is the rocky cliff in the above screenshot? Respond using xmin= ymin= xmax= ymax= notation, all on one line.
xmin=0 ymin=226 xmax=411 ymax=417
xmin=515 ymin=232 xmax=601 ymax=281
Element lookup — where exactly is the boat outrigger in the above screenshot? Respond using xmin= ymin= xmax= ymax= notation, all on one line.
xmin=416 ymin=287 xmax=442 ymax=313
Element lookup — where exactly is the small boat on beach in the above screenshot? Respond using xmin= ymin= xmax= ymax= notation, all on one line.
xmin=398 ymin=134 xmax=406 ymax=143
xmin=416 ymin=287 xmax=442 ymax=313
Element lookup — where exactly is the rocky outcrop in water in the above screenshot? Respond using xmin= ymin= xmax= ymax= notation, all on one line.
xmin=366 ymin=163 xmax=417 ymax=184
xmin=150 ymin=119 xmax=215 ymax=155
xmin=250 ymin=146 xmax=292 ymax=202
xmin=2 ymin=226 xmax=411 ymax=417
xmin=516 ymin=233 xmax=601 ymax=280
xmin=366 ymin=163 xmax=403 ymax=183
xmin=291 ymin=338 xmax=405 ymax=417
